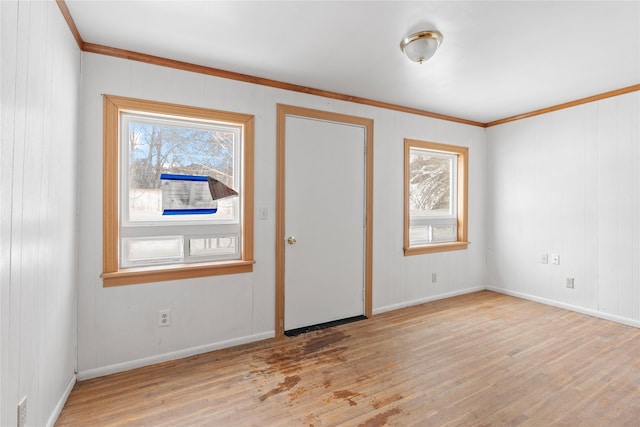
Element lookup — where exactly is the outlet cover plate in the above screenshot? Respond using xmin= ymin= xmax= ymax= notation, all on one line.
xmin=158 ymin=309 xmax=171 ymax=327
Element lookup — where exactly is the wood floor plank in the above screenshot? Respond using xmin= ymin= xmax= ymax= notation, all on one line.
xmin=56 ymin=291 xmax=640 ymax=426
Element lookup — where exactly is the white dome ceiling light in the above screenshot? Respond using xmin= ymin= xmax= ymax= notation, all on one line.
xmin=400 ymin=30 xmax=444 ymax=64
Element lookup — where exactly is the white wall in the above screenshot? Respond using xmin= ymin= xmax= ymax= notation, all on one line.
xmin=1 ymin=1 xmax=80 ymax=426
xmin=486 ymin=92 xmax=640 ymax=326
xmin=76 ymin=53 xmax=487 ymax=379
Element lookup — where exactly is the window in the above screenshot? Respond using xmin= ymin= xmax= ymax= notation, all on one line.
xmin=404 ymin=139 xmax=468 ymax=255
xmin=102 ymin=95 xmax=254 ymax=286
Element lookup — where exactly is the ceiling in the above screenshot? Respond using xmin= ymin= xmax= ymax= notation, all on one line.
xmin=65 ymin=1 xmax=640 ymax=124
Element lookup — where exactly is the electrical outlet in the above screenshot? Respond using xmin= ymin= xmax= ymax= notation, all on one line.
xmin=431 ymin=272 xmax=437 ymax=283
xmin=17 ymin=396 xmax=27 ymax=427
xmin=551 ymin=254 xmax=560 ymax=265
xmin=158 ymin=309 xmax=171 ymax=327
xmin=566 ymin=278 xmax=575 ymax=289
xmin=541 ymin=254 xmax=548 ymax=264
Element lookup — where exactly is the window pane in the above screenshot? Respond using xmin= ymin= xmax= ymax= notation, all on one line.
xmin=409 ymin=150 xmax=452 ymax=217
xmin=409 ymin=224 xmax=456 ymax=245
xmin=431 ymin=225 xmax=456 ymax=242
xmin=122 ymin=236 xmax=184 ymax=266
xmin=189 ymin=236 xmax=238 ymax=257
xmin=125 ymin=114 xmax=238 ymax=222
xmin=409 ymin=225 xmax=429 ymax=246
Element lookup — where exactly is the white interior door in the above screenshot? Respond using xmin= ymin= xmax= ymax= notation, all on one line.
xmin=284 ymin=115 xmax=366 ymax=331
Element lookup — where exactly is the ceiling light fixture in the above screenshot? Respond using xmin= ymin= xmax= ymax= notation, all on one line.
xmin=400 ymin=30 xmax=443 ymax=64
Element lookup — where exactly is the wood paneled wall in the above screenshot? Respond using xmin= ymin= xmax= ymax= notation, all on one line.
xmin=486 ymin=91 xmax=640 ymax=326
xmin=0 ymin=1 xmax=80 ymax=425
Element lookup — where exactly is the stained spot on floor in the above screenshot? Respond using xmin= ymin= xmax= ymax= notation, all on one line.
xmin=288 ymin=385 xmax=308 ymax=402
xmin=333 ymin=389 xmax=361 ymax=406
xmin=303 ymin=330 xmax=349 ymax=354
xmin=302 ymin=412 xmax=320 ymax=426
xmin=259 ymin=329 xmax=350 ymax=375
xmin=258 ymin=375 xmax=300 ymax=402
xmin=357 ymin=407 xmax=402 ymax=427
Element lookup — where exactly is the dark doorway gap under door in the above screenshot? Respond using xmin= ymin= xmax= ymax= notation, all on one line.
xmin=284 ymin=315 xmax=367 ymax=337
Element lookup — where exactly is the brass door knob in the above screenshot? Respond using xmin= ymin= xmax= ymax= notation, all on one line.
xmin=287 ymin=236 xmax=297 ymax=245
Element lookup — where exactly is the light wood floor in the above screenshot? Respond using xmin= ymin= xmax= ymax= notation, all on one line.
xmin=56 ymin=291 xmax=640 ymax=426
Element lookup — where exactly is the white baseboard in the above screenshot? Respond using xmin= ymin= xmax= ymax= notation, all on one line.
xmin=373 ymin=286 xmax=485 ymax=315
xmin=77 ymin=287 xmax=639 ymax=381
xmin=77 ymin=331 xmax=275 ymax=381
xmin=487 ymin=286 xmax=640 ymax=329
xmin=47 ymin=374 xmax=76 ymax=427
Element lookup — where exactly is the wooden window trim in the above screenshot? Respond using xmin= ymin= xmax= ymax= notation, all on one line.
xmin=403 ymin=139 xmax=468 ymax=256
xmin=102 ymin=95 xmax=255 ymax=286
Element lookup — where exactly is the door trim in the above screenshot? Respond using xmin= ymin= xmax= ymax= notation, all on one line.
xmin=276 ymin=104 xmax=373 ymax=337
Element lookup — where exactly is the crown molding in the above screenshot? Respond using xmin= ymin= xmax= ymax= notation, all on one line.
xmin=55 ymin=0 xmax=82 ymax=49
xmin=82 ymin=43 xmax=484 ymax=127
xmin=485 ymin=84 xmax=640 ymax=127
xmin=56 ymin=0 xmax=639 ymax=129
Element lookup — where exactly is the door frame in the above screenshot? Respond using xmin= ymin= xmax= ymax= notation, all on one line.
xmin=276 ymin=104 xmax=373 ymax=337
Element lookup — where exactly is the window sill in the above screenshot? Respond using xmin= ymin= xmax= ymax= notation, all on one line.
xmin=404 ymin=241 xmax=468 ymax=256
xmin=101 ymin=259 xmax=255 ymax=287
